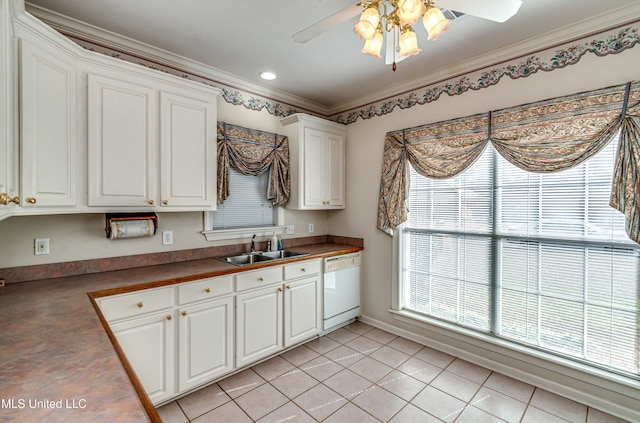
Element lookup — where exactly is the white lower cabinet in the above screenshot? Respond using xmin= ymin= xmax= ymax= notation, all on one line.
xmin=98 ymin=260 xmax=322 ymax=405
xmin=236 ymin=284 xmax=284 ymax=368
xmin=110 ymin=310 xmax=175 ymax=404
xmin=178 ymin=296 xmax=233 ymax=392
xmin=237 ymin=259 xmax=322 ymax=366
xmin=284 ymin=276 xmax=321 ymax=347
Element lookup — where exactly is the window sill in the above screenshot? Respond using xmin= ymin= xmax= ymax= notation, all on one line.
xmin=387 ymin=308 xmax=639 ymax=420
xmin=202 ymin=225 xmax=286 ymax=242
xmin=202 ymin=207 xmax=286 ymax=242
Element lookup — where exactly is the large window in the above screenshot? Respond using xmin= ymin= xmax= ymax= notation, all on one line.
xmin=402 ymin=136 xmax=640 ymax=376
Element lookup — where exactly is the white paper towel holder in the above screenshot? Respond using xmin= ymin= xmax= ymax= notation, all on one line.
xmin=105 ymin=213 xmax=158 ymax=239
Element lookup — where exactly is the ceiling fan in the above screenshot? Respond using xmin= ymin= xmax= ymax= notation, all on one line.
xmin=293 ymin=0 xmax=523 ymax=69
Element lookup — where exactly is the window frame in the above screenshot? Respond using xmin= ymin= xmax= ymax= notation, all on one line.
xmin=202 ymin=169 xmax=286 ymax=241
xmin=202 ymin=209 xmax=286 ymax=242
xmin=394 ymin=141 xmax=640 ymax=380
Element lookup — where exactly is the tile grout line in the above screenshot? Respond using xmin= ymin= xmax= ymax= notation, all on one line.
xmin=159 ymin=322 xmax=612 ymax=423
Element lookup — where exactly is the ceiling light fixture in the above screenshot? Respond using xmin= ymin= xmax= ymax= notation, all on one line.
xmin=259 ymin=71 xmax=277 ymax=81
xmin=354 ymin=0 xmax=451 ymax=70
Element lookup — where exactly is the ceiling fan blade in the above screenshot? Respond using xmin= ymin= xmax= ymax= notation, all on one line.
xmin=292 ymin=4 xmax=361 ymax=43
xmin=436 ymin=0 xmax=522 ymax=23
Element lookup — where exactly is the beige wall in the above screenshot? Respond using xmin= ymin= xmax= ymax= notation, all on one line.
xmin=0 ymin=101 xmax=330 ymax=268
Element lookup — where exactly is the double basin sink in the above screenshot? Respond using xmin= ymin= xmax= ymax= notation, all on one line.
xmin=218 ymin=250 xmax=309 ymax=266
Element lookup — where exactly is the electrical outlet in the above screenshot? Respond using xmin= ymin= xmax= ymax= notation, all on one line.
xmin=162 ymin=231 xmax=173 ymax=245
xmin=308 ymin=223 xmax=315 ymax=233
xmin=286 ymin=225 xmax=295 ymax=235
xmin=35 ymin=238 xmax=49 ymax=255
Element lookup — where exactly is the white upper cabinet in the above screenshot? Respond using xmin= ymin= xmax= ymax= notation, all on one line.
xmin=2 ymin=2 xmax=221 ymax=218
xmin=88 ymin=73 xmax=159 ymax=207
xmin=160 ymin=91 xmax=217 ymax=208
xmin=20 ymin=38 xmax=77 ymax=207
xmin=280 ymin=113 xmax=346 ymax=210
xmin=88 ymin=70 xmax=219 ymax=210
xmin=0 ymin=0 xmax=18 ymax=219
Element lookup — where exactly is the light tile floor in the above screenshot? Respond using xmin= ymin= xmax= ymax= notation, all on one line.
xmin=157 ymin=321 xmax=630 ymax=423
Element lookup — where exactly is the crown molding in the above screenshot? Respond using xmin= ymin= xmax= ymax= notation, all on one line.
xmin=24 ymin=1 xmax=640 ymax=118
xmin=24 ymin=2 xmax=333 ymax=116
xmin=326 ymin=3 xmax=640 ymax=115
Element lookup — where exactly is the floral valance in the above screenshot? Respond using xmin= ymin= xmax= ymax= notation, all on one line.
xmin=377 ymin=81 xmax=640 ymax=244
xmin=217 ymin=122 xmax=290 ymax=207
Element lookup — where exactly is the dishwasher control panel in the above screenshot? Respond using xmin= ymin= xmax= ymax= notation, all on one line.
xmin=324 ymin=252 xmax=361 ymax=272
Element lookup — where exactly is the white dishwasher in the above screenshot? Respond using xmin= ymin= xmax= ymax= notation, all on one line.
xmin=323 ymin=252 xmax=361 ymax=333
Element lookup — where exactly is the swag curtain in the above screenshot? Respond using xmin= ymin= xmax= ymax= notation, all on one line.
xmin=377 ymin=113 xmax=489 ymax=232
xmin=611 ymin=100 xmax=640 ymax=243
xmin=377 ymin=81 xmax=640 ymax=244
xmin=217 ymin=122 xmax=290 ymax=207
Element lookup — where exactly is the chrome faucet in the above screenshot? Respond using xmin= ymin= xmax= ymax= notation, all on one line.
xmin=250 ymin=234 xmax=256 ymax=253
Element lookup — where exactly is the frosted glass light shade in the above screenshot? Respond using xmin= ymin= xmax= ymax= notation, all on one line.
xmin=353 ymin=6 xmax=380 ymax=40
xmin=422 ymin=7 xmax=451 ymax=40
xmin=399 ymin=27 xmax=421 ymax=58
xmin=361 ymin=30 xmax=383 ymax=58
xmin=396 ymin=0 xmax=427 ymax=26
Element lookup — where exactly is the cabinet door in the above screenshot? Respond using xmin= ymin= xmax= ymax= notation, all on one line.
xmin=0 ymin=0 xmax=17 ymax=219
xmin=303 ymin=128 xmax=327 ymax=208
xmin=178 ymin=296 xmax=233 ymax=392
xmin=111 ymin=311 xmax=175 ymax=405
xmin=325 ymin=133 xmax=345 ymax=207
xmin=20 ymin=39 xmax=76 ymax=207
xmin=284 ymin=276 xmax=321 ymax=347
xmin=236 ymin=285 xmax=283 ymax=367
xmin=160 ymin=91 xmax=216 ymax=208
xmin=302 ymin=128 xmax=345 ymax=209
xmin=88 ymin=73 xmax=158 ymax=207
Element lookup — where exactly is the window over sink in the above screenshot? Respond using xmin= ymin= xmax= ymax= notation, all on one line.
xmin=202 ymin=168 xmax=285 ymax=241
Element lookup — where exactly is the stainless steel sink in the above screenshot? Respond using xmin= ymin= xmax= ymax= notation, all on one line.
xmin=218 ymin=250 xmax=309 ymax=266
xmin=224 ymin=254 xmax=274 ymax=266
xmin=260 ymin=250 xmax=309 ymax=259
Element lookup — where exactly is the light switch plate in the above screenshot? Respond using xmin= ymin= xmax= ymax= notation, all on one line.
xmin=286 ymin=225 xmax=295 ymax=235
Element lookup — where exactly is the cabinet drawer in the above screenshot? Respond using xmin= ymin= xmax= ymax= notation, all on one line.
xmin=99 ymin=286 xmax=174 ymax=322
xmin=284 ymin=259 xmax=321 ymax=280
xmin=178 ymin=275 xmax=233 ymax=305
xmin=236 ymin=266 xmax=282 ymax=292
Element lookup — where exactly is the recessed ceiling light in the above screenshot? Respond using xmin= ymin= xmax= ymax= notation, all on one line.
xmin=259 ymin=71 xmax=277 ymax=81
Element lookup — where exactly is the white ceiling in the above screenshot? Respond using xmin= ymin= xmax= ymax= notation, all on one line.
xmin=24 ymin=0 xmax=640 ymax=114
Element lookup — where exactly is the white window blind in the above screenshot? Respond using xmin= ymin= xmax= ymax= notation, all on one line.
xmin=405 ymin=146 xmax=494 ymax=331
xmin=403 ymin=137 xmax=640 ymax=376
xmin=212 ymin=167 xmax=275 ymax=229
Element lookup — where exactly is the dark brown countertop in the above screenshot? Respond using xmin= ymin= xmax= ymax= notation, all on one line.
xmin=0 ymin=243 xmax=362 ymax=422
